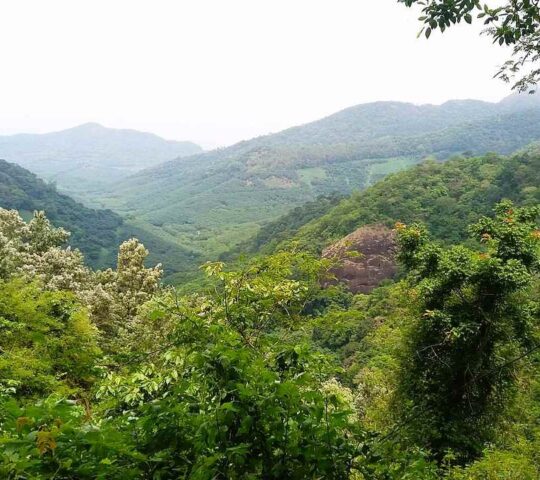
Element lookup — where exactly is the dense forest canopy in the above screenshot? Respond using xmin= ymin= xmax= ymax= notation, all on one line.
xmin=239 ymin=146 xmax=540 ymax=257
xmin=0 ymin=159 xmax=200 ymax=273
xmin=1 ymin=1 xmax=540 ymax=475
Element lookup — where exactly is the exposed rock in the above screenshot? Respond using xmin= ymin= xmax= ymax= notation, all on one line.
xmin=322 ymin=224 xmax=397 ymax=294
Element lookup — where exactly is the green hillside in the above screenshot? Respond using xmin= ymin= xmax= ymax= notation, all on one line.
xmin=0 ymin=159 xmax=198 ymax=272
xmin=0 ymin=123 xmax=202 ymax=199
xmin=223 ymin=193 xmax=345 ymax=259
xmin=254 ymin=146 xmax=540 ymax=255
xmin=94 ymin=94 xmax=540 ymax=281
xmin=0 ymin=159 xmax=123 ymax=266
xmin=2 ymin=178 xmax=538 ymax=479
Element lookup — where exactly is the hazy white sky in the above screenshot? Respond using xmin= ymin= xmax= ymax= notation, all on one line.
xmin=0 ymin=0 xmax=511 ymax=148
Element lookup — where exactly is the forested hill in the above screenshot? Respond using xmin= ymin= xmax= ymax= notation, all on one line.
xmin=94 ymin=93 xmax=540 ymax=280
xmin=0 ymin=159 xmax=200 ymax=271
xmin=0 ymin=123 xmax=202 ymax=199
xmin=248 ymin=146 xmax=540 ymax=255
xmin=0 ymin=159 xmax=123 ymax=266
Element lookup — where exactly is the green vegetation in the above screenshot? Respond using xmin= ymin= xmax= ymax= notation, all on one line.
xmin=0 ymin=159 xmax=123 ymax=267
xmin=4 ymin=96 xmax=540 ymax=283
xmin=2 ymin=2 xmax=540 ymax=476
xmin=0 ymin=279 xmax=99 ymax=398
xmin=224 ymin=193 xmax=345 ymax=258
xmin=0 ymin=195 xmax=538 ymax=478
xmin=395 ymin=203 xmax=540 ymax=461
xmin=264 ymin=147 xmax=540 ymax=255
xmin=0 ymin=159 xmax=198 ymax=273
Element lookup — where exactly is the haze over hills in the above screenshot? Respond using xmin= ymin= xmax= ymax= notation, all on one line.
xmin=0 ymin=123 xmax=202 ymax=200
xmin=3 ymin=93 xmax=540 ymax=282
xmin=88 ymin=92 xmax=540 ymax=281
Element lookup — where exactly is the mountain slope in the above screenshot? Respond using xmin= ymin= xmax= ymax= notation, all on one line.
xmin=0 ymin=123 xmax=202 ymax=199
xmin=255 ymin=146 xmax=540 ymax=255
xmin=95 ymin=93 xmax=540 ymax=279
xmin=0 ymin=159 xmax=123 ymax=266
xmin=0 ymin=159 xmax=199 ymax=272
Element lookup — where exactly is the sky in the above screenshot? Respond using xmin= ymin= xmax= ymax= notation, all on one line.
xmin=0 ymin=0 xmax=511 ymax=149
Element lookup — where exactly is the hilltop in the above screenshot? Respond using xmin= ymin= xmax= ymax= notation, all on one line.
xmin=0 ymin=123 xmax=202 ymax=199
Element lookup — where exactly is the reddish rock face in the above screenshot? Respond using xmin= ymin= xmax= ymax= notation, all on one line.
xmin=322 ymin=225 xmax=397 ymax=294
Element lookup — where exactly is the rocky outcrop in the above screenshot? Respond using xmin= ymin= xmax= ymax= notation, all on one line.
xmin=322 ymin=225 xmax=397 ymax=294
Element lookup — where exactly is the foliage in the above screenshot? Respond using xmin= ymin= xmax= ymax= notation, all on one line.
xmin=0 ymin=251 xmax=375 ymax=479
xmin=0 ymin=279 xmax=99 ymax=398
xmin=0 ymin=174 xmax=539 ymax=477
xmin=0 ymin=207 xmax=162 ymax=351
xmin=87 ymin=238 xmax=162 ymax=341
xmin=0 ymin=159 xmax=124 ymax=267
xmin=394 ymin=201 xmax=540 ymax=461
xmin=0 ymin=159 xmax=188 ymax=272
xmin=400 ymin=0 xmax=540 ymax=92
xmin=0 ymin=396 xmax=142 ymax=479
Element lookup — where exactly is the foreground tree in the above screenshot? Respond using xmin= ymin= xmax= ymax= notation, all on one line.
xmin=0 ymin=279 xmax=99 ymax=398
xmin=0 ymin=252 xmax=374 ymax=479
xmin=86 ymin=238 xmax=162 ymax=340
xmin=395 ymin=201 xmax=540 ymax=462
xmin=0 ymin=208 xmax=162 ymax=347
xmin=400 ymin=0 xmax=540 ymax=92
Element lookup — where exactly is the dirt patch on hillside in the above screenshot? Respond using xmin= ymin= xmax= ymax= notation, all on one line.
xmin=323 ymin=224 xmax=398 ymax=294
xmin=263 ymin=176 xmax=296 ymax=189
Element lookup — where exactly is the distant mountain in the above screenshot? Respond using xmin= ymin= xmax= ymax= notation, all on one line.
xmin=0 ymin=159 xmax=200 ymax=273
xmin=0 ymin=123 xmax=202 ymax=198
xmin=92 ymin=92 xmax=540 ymax=282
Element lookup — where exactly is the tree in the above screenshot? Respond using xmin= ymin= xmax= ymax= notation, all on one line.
xmin=0 ymin=279 xmax=100 ymax=398
xmin=400 ymin=0 xmax=540 ymax=92
xmin=395 ymin=201 xmax=540 ymax=462
xmin=86 ymin=238 xmax=162 ymax=342
xmin=0 ymin=208 xmax=84 ymax=285
xmin=0 ymin=252 xmax=373 ymax=479
xmin=0 ymin=209 xmax=163 ymax=347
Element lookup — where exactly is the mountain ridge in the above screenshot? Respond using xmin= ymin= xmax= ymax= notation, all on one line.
xmin=0 ymin=123 xmax=202 ymax=199
xmin=125 ymin=93 xmax=537 ymax=181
